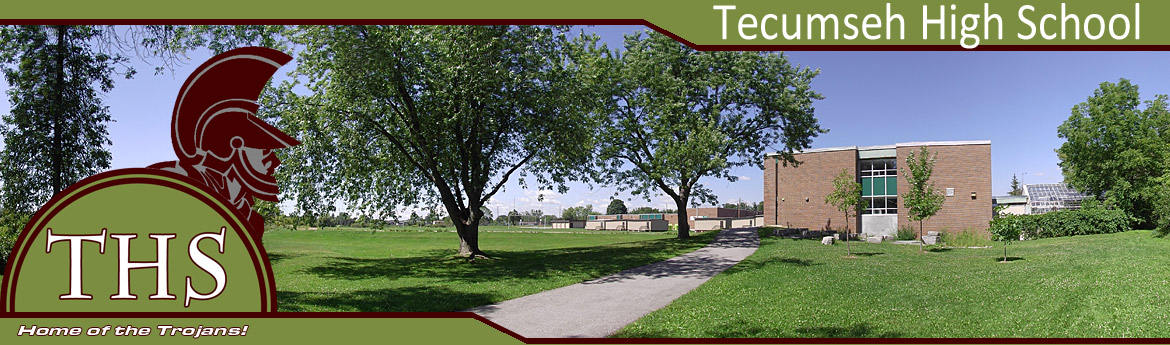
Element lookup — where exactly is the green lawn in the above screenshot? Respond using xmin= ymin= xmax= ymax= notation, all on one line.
xmin=315 ymin=224 xmax=648 ymax=234
xmin=616 ymin=230 xmax=1170 ymax=338
xmin=263 ymin=228 xmax=714 ymax=312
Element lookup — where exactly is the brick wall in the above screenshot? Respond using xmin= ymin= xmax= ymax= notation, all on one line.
xmin=763 ymin=142 xmax=992 ymax=237
xmin=766 ymin=149 xmax=859 ymax=231
xmin=896 ymin=144 xmax=992 ymax=236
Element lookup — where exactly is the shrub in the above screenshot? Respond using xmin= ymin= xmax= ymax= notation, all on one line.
xmin=896 ymin=225 xmax=917 ymax=240
xmin=989 ymin=207 xmax=1131 ymax=240
xmin=942 ymin=227 xmax=991 ymax=247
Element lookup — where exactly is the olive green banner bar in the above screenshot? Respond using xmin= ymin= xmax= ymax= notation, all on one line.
xmin=1 ymin=316 xmax=527 ymax=344
xmin=0 ymin=0 xmax=1164 ymax=48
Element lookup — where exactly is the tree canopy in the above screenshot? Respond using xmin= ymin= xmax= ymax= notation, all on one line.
xmin=594 ymin=31 xmax=823 ymax=238
xmin=1056 ymin=78 xmax=1170 ymax=230
xmin=269 ymin=26 xmax=606 ymax=257
xmin=902 ymin=146 xmax=945 ymax=246
xmin=606 ymin=199 xmax=628 ymax=215
xmin=0 ymin=25 xmax=135 ymax=266
xmin=560 ymin=205 xmax=597 ymax=220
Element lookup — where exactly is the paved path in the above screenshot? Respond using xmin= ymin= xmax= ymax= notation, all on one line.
xmin=467 ymin=227 xmax=760 ymax=338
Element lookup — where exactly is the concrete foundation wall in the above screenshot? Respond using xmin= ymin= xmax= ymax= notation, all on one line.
xmin=861 ymin=214 xmax=898 ymax=238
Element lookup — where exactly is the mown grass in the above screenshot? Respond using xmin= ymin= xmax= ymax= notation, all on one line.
xmin=616 ymin=230 xmax=1170 ymax=338
xmin=306 ymin=224 xmax=653 ymax=234
xmin=263 ymin=228 xmax=715 ymax=312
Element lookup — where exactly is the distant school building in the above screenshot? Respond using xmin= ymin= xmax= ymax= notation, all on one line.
xmin=763 ymin=141 xmax=992 ymax=238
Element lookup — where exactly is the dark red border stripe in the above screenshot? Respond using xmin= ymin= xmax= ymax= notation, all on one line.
xmin=0 ymin=19 xmax=1158 ymax=51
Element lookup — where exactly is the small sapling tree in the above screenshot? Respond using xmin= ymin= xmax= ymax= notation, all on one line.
xmin=825 ymin=168 xmax=865 ymax=257
xmin=989 ymin=215 xmax=1022 ymax=262
xmin=902 ymin=147 xmax=945 ymax=252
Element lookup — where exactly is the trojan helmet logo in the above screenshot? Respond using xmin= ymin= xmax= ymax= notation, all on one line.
xmin=1 ymin=47 xmax=296 ymax=312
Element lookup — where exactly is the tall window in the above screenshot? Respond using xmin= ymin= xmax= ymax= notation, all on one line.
xmin=860 ymin=159 xmax=898 ymax=214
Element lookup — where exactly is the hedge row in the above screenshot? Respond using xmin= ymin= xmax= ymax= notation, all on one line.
xmin=990 ymin=207 xmax=1132 ymax=240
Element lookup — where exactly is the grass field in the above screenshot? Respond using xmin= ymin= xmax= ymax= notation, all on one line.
xmin=615 ymin=230 xmax=1170 ymax=338
xmin=312 ymin=224 xmax=633 ymax=234
xmin=263 ymin=227 xmax=714 ymax=312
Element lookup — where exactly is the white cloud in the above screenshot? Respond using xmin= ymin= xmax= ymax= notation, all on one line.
xmin=1034 ymin=172 xmax=1046 ymax=177
xmin=737 ymin=176 xmax=752 ymax=182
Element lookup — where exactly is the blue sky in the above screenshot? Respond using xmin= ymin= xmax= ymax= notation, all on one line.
xmin=5 ymin=25 xmax=1169 ymax=218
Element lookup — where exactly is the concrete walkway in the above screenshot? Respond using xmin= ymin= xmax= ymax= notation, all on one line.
xmin=467 ymin=227 xmax=760 ymax=338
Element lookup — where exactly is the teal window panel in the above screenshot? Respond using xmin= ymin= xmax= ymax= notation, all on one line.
xmin=886 ymin=176 xmax=897 ymax=195
xmin=861 ymin=177 xmax=873 ymax=197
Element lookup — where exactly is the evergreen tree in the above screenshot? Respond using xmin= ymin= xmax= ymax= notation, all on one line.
xmin=1009 ymin=174 xmax=1023 ymax=196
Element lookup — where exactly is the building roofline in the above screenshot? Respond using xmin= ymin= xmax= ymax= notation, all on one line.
xmin=895 ymin=140 xmax=991 ymax=147
xmin=766 ymin=140 xmax=989 ymax=157
xmin=765 ymin=146 xmax=856 ymax=156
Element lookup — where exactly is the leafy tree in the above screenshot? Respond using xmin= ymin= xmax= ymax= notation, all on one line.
xmin=606 ymin=199 xmax=628 ymax=215
xmin=753 ymin=201 xmax=764 ymax=212
xmin=561 ymin=205 xmax=597 ymax=220
xmin=721 ymin=201 xmax=751 ymax=210
xmin=595 ymin=31 xmax=823 ymax=239
xmin=902 ymin=147 xmax=945 ymax=252
xmin=1156 ymin=174 xmax=1170 ymax=236
xmin=824 ymin=168 xmax=865 ymax=257
xmin=1009 ymin=174 xmax=1023 ymax=196
xmin=0 ymin=25 xmax=135 ymax=266
xmin=0 ymin=25 xmax=126 ymax=213
xmin=271 ymin=26 xmax=605 ymax=258
xmin=1057 ymin=78 xmax=1169 ymax=229
xmin=408 ymin=211 xmax=421 ymax=226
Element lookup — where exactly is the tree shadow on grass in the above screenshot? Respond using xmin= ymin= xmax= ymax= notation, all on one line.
xmin=278 ymin=287 xmax=496 ymax=312
xmin=851 ymin=252 xmax=883 ymax=257
xmin=995 ymin=256 xmax=1025 ymax=262
xmin=266 ymin=252 xmax=298 ymax=265
xmin=777 ymin=258 xmax=818 ymax=266
xmin=928 ymin=247 xmax=953 ymax=253
xmin=301 ymin=235 xmax=714 ymax=285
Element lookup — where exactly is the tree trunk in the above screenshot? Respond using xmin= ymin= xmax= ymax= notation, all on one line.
xmin=674 ymin=198 xmax=691 ymax=239
xmin=919 ymin=219 xmax=925 ymax=252
xmin=452 ymin=205 xmax=488 ymax=259
xmin=845 ymin=213 xmax=852 ymax=257
xmin=51 ymin=25 xmax=67 ymax=195
xmin=455 ymin=222 xmax=483 ymax=257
